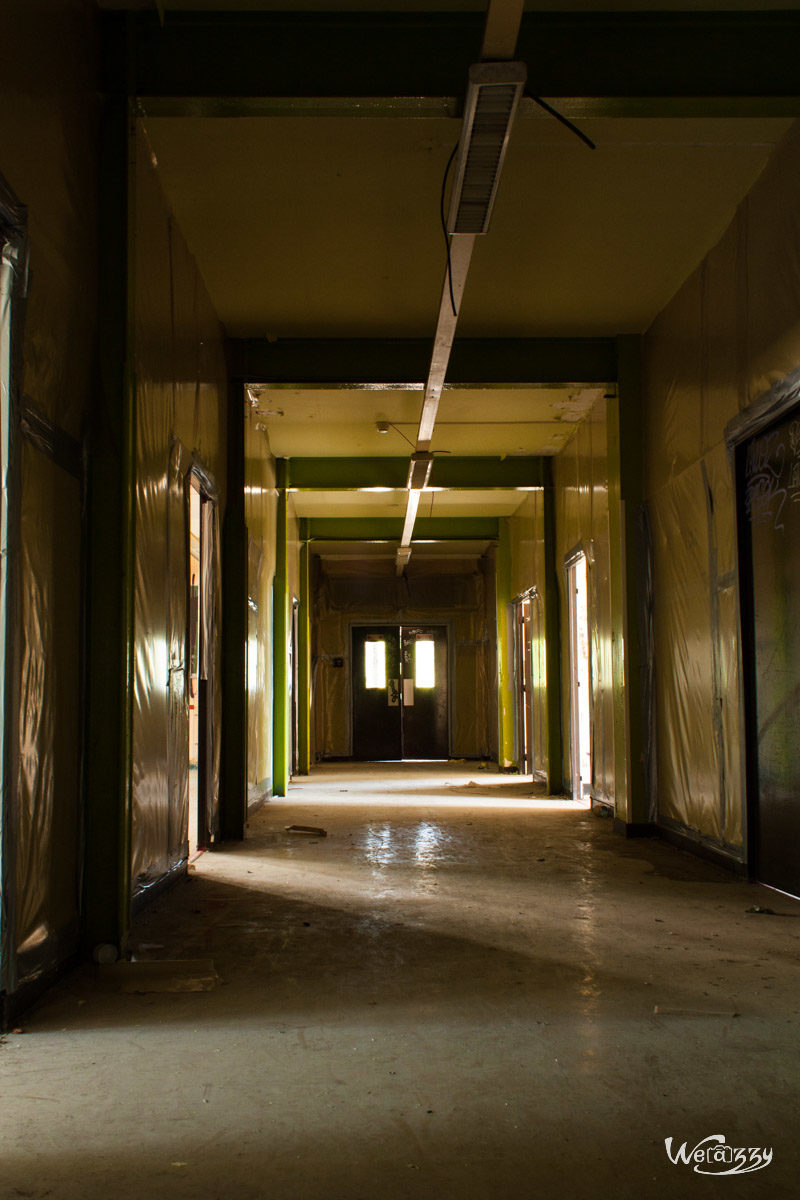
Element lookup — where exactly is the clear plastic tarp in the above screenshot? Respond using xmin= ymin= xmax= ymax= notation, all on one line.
xmin=131 ymin=129 xmax=226 ymax=895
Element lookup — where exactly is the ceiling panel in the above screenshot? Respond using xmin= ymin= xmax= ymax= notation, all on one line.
xmin=290 ymin=487 xmax=531 ymax=518
xmin=145 ymin=115 xmax=790 ymax=338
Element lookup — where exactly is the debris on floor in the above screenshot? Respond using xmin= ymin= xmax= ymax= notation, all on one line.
xmin=285 ymin=824 xmax=327 ymax=837
xmin=99 ymin=959 xmax=220 ymax=993
xmin=746 ymin=905 xmax=776 ymax=915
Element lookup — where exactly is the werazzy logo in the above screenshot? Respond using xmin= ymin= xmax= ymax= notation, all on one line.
xmin=665 ymin=1135 xmax=772 ymax=1176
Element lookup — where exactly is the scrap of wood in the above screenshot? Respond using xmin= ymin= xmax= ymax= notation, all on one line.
xmin=100 ymin=959 xmax=219 ymax=993
xmin=284 ymin=825 xmax=327 ymax=837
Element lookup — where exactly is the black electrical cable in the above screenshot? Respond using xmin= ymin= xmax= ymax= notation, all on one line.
xmin=387 ymin=421 xmax=416 ymax=449
xmin=440 ymin=142 xmax=460 ymax=317
xmin=525 ymin=94 xmax=596 ymax=151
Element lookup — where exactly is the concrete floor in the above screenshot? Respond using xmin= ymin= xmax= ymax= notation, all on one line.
xmin=3 ymin=761 xmax=799 ymax=1199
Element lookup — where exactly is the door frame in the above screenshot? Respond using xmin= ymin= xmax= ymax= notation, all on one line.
xmin=348 ymin=619 xmax=453 ymax=759
xmin=185 ymin=460 xmax=219 ymax=853
xmin=0 ymin=176 xmax=26 ymax=998
xmin=564 ymin=544 xmax=593 ymax=801
xmin=512 ymin=589 xmax=535 ymax=775
xmin=727 ymin=369 xmax=800 ymax=881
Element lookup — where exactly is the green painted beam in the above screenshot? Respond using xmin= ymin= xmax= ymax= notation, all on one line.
xmin=287 ymin=456 xmax=545 ymax=490
xmin=432 ymin=457 xmax=544 ymax=489
xmin=231 ymin=338 xmax=616 ymax=386
xmin=272 ymin=460 xmax=290 ymax=797
xmin=307 ymin=517 xmax=499 ymax=541
xmin=289 ymin=458 xmax=409 ymax=490
xmin=219 ymin=373 xmax=248 ymax=840
xmin=297 ymin=541 xmax=311 ymax=776
xmin=82 ymin=41 xmax=136 ymax=957
xmin=124 ymin=11 xmax=800 ymax=116
xmin=496 ymin=519 xmax=515 ymax=771
xmin=542 ymin=460 xmax=563 ymax=796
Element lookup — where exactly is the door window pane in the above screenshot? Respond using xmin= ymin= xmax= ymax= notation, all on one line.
xmin=415 ymin=639 xmax=435 ymax=688
xmin=365 ymin=640 xmax=386 ymax=688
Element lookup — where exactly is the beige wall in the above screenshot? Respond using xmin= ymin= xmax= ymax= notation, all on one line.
xmin=643 ymin=120 xmax=800 ymax=854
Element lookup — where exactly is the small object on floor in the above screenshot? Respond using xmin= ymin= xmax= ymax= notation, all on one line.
xmin=285 ymin=824 xmax=327 ymax=837
xmin=653 ymin=1005 xmax=740 ymax=1018
xmin=92 ymin=942 xmax=119 ymax=965
xmin=100 ymin=959 xmax=219 ymax=993
xmin=746 ymin=905 xmax=776 ymax=915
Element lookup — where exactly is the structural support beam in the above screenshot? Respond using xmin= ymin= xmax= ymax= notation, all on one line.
xmin=82 ymin=56 xmax=136 ymax=956
xmin=272 ymin=460 xmax=290 ymax=797
xmin=219 ymin=374 xmax=248 ymax=840
xmin=297 ymin=538 xmax=311 ymax=775
xmin=609 ymin=336 xmax=649 ymax=833
xmin=286 ymin=455 xmax=546 ymax=490
xmin=542 ymin=460 xmax=563 ymax=795
xmin=307 ymin=516 xmax=500 ymax=541
xmin=233 ymin=338 xmax=616 ymax=387
xmin=125 ymin=11 xmax=800 ymax=118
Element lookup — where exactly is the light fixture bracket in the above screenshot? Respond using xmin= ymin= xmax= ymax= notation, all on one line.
xmin=406 ymin=452 xmax=434 ymax=490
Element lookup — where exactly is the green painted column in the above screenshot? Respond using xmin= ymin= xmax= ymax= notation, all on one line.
xmin=496 ymin=518 xmax=515 ymax=769
xmin=297 ymin=536 xmax=311 ymax=774
xmin=542 ymin=459 xmax=564 ymax=795
xmin=608 ymin=336 xmax=648 ymax=829
xmin=82 ymin=38 xmax=136 ymax=956
xmin=272 ymin=459 xmax=290 ymax=795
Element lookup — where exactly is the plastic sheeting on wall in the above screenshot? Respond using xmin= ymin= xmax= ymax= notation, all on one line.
xmin=553 ymin=395 xmax=616 ymax=806
xmin=1 ymin=0 xmax=97 ymax=995
xmin=642 ymin=124 xmax=800 ymax=851
xmin=13 ymin=442 xmax=82 ymax=987
xmin=131 ymin=127 xmax=226 ymax=895
xmin=244 ymin=412 xmax=277 ymax=807
xmin=312 ymin=556 xmax=494 ymax=760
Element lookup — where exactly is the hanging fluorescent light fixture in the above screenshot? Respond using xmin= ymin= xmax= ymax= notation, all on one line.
xmin=446 ymin=61 xmax=527 ymax=236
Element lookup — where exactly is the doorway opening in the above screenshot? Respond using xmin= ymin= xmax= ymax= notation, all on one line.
xmin=566 ymin=550 xmax=592 ymax=801
xmin=351 ymin=624 xmax=448 ymax=760
xmin=737 ymin=402 xmax=800 ymax=897
xmin=187 ymin=475 xmax=214 ymax=858
xmin=513 ymin=594 xmax=533 ymax=774
xmin=290 ymin=596 xmax=299 ymax=776
xmin=513 ymin=589 xmax=547 ymax=782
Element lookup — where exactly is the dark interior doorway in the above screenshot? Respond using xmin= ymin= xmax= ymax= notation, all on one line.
xmin=738 ymin=404 xmax=800 ymax=897
xmin=351 ymin=625 xmax=448 ymax=760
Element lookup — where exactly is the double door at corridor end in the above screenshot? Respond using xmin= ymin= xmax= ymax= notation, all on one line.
xmin=352 ymin=625 xmax=448 ymax=760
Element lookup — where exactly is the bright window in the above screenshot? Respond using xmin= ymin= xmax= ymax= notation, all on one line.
xmin=415 ymin=639 xmax=435 ymax=688
xmin=365 ymin=641 xmax=386 ymax=689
